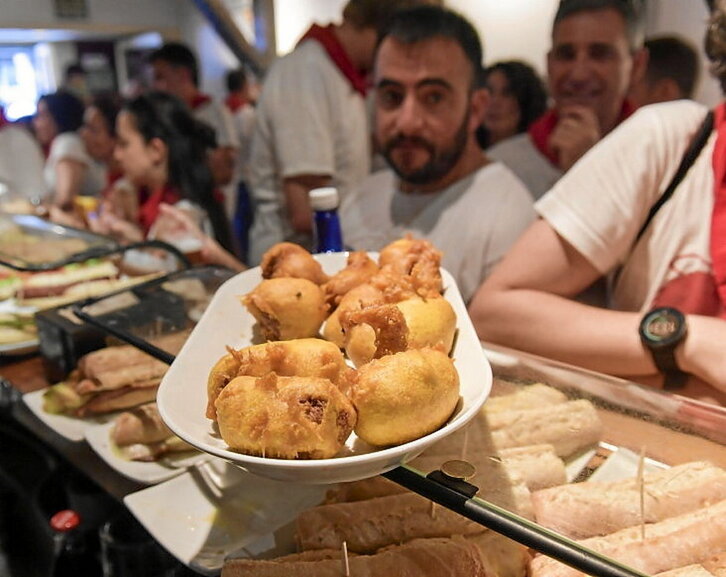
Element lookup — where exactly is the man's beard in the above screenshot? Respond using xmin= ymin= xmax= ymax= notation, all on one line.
xmin=381 ymin=110 xmax=470 ymax=186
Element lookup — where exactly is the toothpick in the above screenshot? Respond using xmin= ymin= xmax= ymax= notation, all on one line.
xmin=341 ymin=540 xmax=350 ymax=576
xmin=430 ymin=499 xmax=437 ymax=519
xmin=637 ymin=446 xmax=646 ymax=542
xmin=460 ymin=427 xmax=469 ymax=461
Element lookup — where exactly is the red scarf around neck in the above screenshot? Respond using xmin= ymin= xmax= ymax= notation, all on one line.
xmin=528 ymin=101 xmax=636 ymax=167
xmin=225 ymin=94 xmax=249 ymax=113
xmin=299 ymin=24 xmax=368 ymax=97
xmin=189 ymin=93 xmax=212 ymax=111
xmin=138 ymin=185 xmax=182 ymax=235
xmin=709 ymin=102 xmax=726 ymax=317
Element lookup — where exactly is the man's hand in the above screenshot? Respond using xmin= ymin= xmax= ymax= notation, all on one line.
xmin=677 ymin=314 xmax=726 ymax=397
xmin=548 ymin=105 xmax=602 ymax=171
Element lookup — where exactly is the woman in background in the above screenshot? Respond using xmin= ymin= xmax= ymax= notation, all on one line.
xmin=96 ymin=91 xmax=232 ymax=251
xmin=33 ymin=90 xmax=101 ymax=212
xmin=477 ymin=60 xmax=548 ymax=149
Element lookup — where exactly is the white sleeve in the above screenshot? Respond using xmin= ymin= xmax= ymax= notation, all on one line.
xmin=535 ymin=101 xmax=709 ymax=274
xmin=49 ymin=132 xmax=90 ymax=166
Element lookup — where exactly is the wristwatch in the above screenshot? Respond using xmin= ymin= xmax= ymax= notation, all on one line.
xmin=639 ymin=307 xmax=688 ymax=390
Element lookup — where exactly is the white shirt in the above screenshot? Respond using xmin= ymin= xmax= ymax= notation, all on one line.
xmin=248 ymin=40 xmax=370 ymax=264
xmin=341 ymin=162 xmax=536 ymax=302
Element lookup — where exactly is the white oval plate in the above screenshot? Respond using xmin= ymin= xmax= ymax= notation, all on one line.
xmin=84 ymin=418 xmax=206 ymax=484
xmin=157 ymin=252 xmax=492 ymax=484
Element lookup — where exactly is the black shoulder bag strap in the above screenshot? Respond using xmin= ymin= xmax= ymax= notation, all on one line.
xmin=633 ymin=110 xmax=715 ymax=244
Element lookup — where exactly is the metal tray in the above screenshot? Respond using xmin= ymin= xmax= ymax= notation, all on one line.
xmin=0 ymin=213 xmax=119 ymax=270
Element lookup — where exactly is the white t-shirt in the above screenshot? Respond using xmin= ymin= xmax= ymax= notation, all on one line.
xmin=488 ymin=133 xmax=562 ymax=200
xmin=536 ymin=100 xmax=718 ymax=315
xmin=0 ymin=124 xmax=45 ymax=201
xmin=341 ymin=163 xmax=536 ymax=302
xmin=44 ymin=132 xmax=101 ymax=198
xmin=193 ymin=98 xmax=239 ymax=149
xmin=248 ymin=40 xmax=370 ymax=264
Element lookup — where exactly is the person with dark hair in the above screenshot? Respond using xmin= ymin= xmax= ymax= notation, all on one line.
xmin=629 ymin=35 xmax=701 ymax=108
xmin=63 ymin=63 xmax=89 ymax=103
xmin=469 ymin=1 xmax=726 ymax=405
xmin=248 ymin=0 xmax=437 ymax=264
xmin=33 ymin=90 xmax=102 ymax=211
xmin=340 ymin=5 xmax=535 ymax=302
xmin=477 ymin=60 xmax=548 ymax=149
xmin=95 ymin=91 xmax=232 ymax=252
xmin=149 ymin=42 xmax=239 ymax=208
xmin=488 ymin=0 xmax=648 ymax=199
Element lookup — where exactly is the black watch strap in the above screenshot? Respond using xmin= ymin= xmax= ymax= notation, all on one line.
xmin=639 ymin=307 xmax=688 ymax=390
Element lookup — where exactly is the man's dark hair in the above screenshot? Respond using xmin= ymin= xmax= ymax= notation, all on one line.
xmin=376 ymin=5 xmax=484 ymax=87
xmin=706 ymin=0 xmax=726 ymax=93
xmin=226 ymin=68 xmax=248 ymax=93
xmin=148 ymin=42 xmax=199 ymax=87
xmin=343 ymin=0 xmax=443 ymax=30
xmin=643 ymin=36 xmax=700 ymax=98
xmin=553 ymin=0 xmax=645 ymax=51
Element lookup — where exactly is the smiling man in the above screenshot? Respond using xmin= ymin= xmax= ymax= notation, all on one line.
xmin=341 ymin=5 xmax=535 ymax=302
xmin=488 ymin=0 xmax=648 ymax=199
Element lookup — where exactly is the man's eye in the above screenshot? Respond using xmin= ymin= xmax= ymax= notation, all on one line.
xmin=552 ymin=46 xmax=576 ymax=61
xmin=589 ymin=44 xmax=617 ymax=61
xmin=423 ymin=92 xmax=445 ymax=106
xmin=378 ymin=90 xmax=403 ymax=108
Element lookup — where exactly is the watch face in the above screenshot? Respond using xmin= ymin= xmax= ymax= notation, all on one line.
xmin=641 ymin=308 xmax=686 ymax=348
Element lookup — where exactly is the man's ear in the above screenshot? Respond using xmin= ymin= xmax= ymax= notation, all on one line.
xmin=469 ymin=87 xmax=489 ymax=132
xmin=629 ymin=47 xmax=649 ymax=89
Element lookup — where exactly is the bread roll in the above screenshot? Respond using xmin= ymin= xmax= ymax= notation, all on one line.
xmin=656 ymin=553 xmax=726 ymax=577
xmin=530 ymin=499 xmax=726 ymax=577
xmin=532 ymin=461 xmax=726 ymax=538
xmin=222 ymin=537 xmax=487 ymax=577
xmin=295 ymin=492 xmax=483 ymax=553
xmin=483 ymin=383 xmax=568 ymax=414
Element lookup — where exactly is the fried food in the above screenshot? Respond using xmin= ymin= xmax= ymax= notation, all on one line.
xmin=322 ymin=283 xmax=384 ymax=348
xmin=321 ymin=251 xmax=379 ymax=308
xmin=206 ymin=338 xmax=352 ymax=419
xmin=340 ymin=296 xmax=457 ymax=367
xmin=214 ymin=373 xmax=356 ymax=459
xmin=242 ymin=277 xmax=328 ymax=341
xmin=348 ymin=347 xmax=460 ymax=446
xmin=260 ymin=242 xmax=328 ymax=285
xmin=378 ymin=236 xmax=443 ymax=298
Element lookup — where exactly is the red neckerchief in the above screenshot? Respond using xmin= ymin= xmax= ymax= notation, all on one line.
xmin=528 ymin=101 xmax=636 ymax=167
xmin=298 ymin=24 xmax=368 ymax=97
xmin=0 ymin=107 xmax=8 ymax=129
xmin=189 ymin=93 xmax=212 ymax=111
xmin=224 ymin=94 xmax=249 ymax=113
xmin=138 ymin=185 xmax=182 ymax=235
xmin=710 ymin=102 xmax=726 ymax=317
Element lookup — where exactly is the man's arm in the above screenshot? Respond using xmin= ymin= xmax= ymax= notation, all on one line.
xmin=283 ymin=174 xmax=331 ymax=234
xmin=52 ymin=158 xmax=87 ymax=211
xmin=469 ymin=219 xmax=726 ymax=395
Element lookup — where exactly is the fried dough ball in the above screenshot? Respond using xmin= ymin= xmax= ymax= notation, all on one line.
xmin=260 ymin=242 xmax=329 ymax=285
xmin=378 ymin=237 xmax=443 ymax=299
xmin=215 ymin=373 xmax=357 ymax=459
xmin=322 ymin=251 xmax=379 ymax=308
xmin=206 ymin=338 xmax=352 ymax=419
xmin=322 ymin=283 xmax=384 ymax=348
xmin=340 ymin=297 xmax=457 ymax=367
xmin=242 ymin=277 xmax=328 ymax=341
xmin=341 ymin=304 xmax=409 ymax=368
xmin=348 ymin=347 xmax=459 ymax=447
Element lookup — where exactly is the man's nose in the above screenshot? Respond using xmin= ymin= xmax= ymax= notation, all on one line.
xmin=566 ymin=53 xmax=594 ymax=83
xmin=395 ymin=95 xmax=424 ymax=133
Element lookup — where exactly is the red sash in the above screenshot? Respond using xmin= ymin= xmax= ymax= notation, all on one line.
xmin=528 ymin=101 xmax=636 ymax=167
xmin=138 ymin=186 xmax=182 ymax=235
xmin=710 ymin=102 xmax=726 ymax=317
xmin=298 ymin=24 xmax=368 ymax=97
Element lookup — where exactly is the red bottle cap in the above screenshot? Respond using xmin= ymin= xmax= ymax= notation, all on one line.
xmin=50 ymin=510 xmax=81 ymax=532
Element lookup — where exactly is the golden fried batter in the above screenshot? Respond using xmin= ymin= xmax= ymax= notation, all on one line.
xmin=395 ymin=296 xmax=456 ymax=353
xmin=206 ymin=338 xmax=352 ymax=419
xmin=242 ymin=277 xmax=328 ymax=341
xmin=377 ymin=237 xmax=443 ymax=298
xmin=340 ymin=304 xmax=409 ymax=368
xmin=322 ymin=283 xmax=384 ymax=348
xmin=260 ymin=242 xmax=329 ymax=285
xmin=215 ymin=374 xmax=357 ymax=459
xmin=322 ymin=251 xmax=379 ymax=308
xmin=348 ymin=347 xmax=459 ymax=447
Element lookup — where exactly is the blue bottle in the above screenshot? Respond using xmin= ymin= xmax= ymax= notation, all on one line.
xmin=309 ymin=187 xmax=344 ymax=253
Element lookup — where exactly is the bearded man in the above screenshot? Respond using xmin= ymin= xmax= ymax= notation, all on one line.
xmin=341 ymin=5 xmax=534 ymax=302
